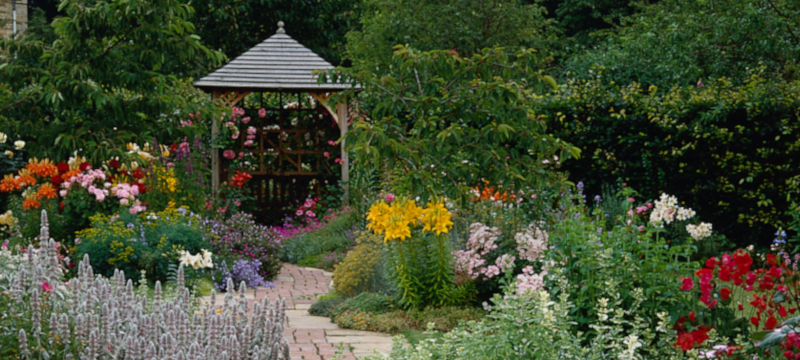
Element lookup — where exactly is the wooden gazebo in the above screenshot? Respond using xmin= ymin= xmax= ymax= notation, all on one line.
xmin=195 ymin=21 xmax=352 ymax=221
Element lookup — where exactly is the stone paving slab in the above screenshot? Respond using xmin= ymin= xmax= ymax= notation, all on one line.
xmin=199 ymin=263 xmax=395 ymax=359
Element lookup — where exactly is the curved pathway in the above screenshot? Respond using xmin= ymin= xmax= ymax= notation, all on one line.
xmin=202 ymin=263 xmax=394 ymax=360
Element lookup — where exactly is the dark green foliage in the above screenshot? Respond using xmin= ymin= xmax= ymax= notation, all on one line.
xmin=543 ymin=72 xmax=800 ymax=246
xmin=563 ymin=0 xmax=800 ymax=88
xmin=308 ymin=297 xmax=346 ymax=318
xmin=189 ymin=0 xmax=359 ymax=71
xmin=346 ymin=0 xmax=558 ymax=73
xmin=541 ymin=0 xmax=643 ymax=40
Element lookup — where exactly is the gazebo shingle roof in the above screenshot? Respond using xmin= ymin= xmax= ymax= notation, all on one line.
xmin=194 ymin=24 xmax=350 ymax=92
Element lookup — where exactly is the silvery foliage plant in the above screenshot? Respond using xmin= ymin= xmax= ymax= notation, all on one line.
xmin=6 ymin=210 xmax=291 ymax=360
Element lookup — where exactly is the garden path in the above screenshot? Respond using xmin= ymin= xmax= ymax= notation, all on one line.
xmin=200 ymin=263 xmax=395 ymax=360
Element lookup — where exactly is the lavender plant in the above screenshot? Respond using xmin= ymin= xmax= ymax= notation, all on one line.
xmin=1 ymin=210 xmax=291 ymax=359
xmin=214 ymin=259 xmax=275 ymax=292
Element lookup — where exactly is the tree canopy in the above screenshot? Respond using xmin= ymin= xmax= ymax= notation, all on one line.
xmin=0 ymin=0 xmax=227 ymax=160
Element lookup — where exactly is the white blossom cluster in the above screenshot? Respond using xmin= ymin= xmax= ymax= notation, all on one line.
xmin=686 ymin=222 xmax=713 ymax=241
xmin=8 ymin=211 xmax=290 ymax=360
xmin=178 ymin=249 xmax=214 ymax=270
xmin=649 ymin=193 xmax=696 ymax=227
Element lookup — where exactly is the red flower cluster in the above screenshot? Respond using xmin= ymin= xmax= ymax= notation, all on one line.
xmin=678 ymin=249 xmax=800 ymax=356
xmin=230 ymin=172 xmax=252 ymax=188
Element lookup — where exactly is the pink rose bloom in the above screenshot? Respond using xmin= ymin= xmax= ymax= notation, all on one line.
xmin=328 ymin=140 xmax=336 ymax=146
xmin=120 ymin=198 xmax=129 ymax=206
xmin=244 ymin=140 xmax=254 ymax=147
xmin=166 ymin=162 xmax=174 ymax=168
xmin=258 ymin=108 xmax=267 ymax=118
xmin=247 ymin=126 xmax=257 ymax=135
xmin=247 ymin=134 xmax=256 ymax=140
xmin=384 ymin=194 xmax=395 ymax=202
xmin=231 ymin=133 xmax=239 ymax=140
xmin=131 ymin=186 xmax=139 ymax=196
xmin=638 ymin=225 xmax=645 ymax=232
xmin=59 ymin=190 xmax=68 ymax=197
xmin=62 ymin=181 xmax=71 ymax=189
xmin=239 ymin=152 xmax=245 ymax=159
xmin=242 ymin=117 xmax=251 ymax=124
xmin=223 ymin=150 xmax=235 ymax=159
xmin=323 ymin=151 xmax=330 ymax=158
xmin=104 ymin=182 xmax=112 ymax=188
xmin=296 ymin=210 xmax=304 ymax=216
xmin=305 ymin=211 xmax=316 ymax=218
xmin=41 ymin=282 xmax=53 ymax=292
xmin=334 ymin=158 xmax=342 ymax=164
xmin=1 ymin=243 xmax=8 ymax=250
xmin=628 ymin=197 xmax=635 ymax=202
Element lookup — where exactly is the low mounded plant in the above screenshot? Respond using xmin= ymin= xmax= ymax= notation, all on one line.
xmin=1 ymin=210 xmax=292 ymax=359
xmin=211 ymin=213 xmax=283 ymax=280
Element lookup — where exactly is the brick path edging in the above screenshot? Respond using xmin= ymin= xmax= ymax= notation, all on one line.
xmin=201 ymin=263 xmax=395 ymax=360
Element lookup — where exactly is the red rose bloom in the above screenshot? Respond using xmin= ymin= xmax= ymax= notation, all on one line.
xmin=751 ymin=316 xmax=760 ymax=327
xmin=705 ymin=257 xmax=718 ymax=269
xmin=132 ymin=168 xmax=145 ymax=179
xmin=680 ymin=277 xmax=694 ymax=291
xmin=765 ymin=315 xmax=778 ymax=330
xmin=108 ymin=160 xmax=119 ymax=169
xmin=79 ymin=162 xmax=91 ymax=171
xmin=720 ymin=287 xmax=732 ymax=301
xmin=57 ymin=162 xmax=69 ymax=173
xmin=50 ymin=174 xmax=63 ymax=186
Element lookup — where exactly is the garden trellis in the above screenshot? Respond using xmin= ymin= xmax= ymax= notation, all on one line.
xmin=195 ymin=21 xmax=354 ymax=221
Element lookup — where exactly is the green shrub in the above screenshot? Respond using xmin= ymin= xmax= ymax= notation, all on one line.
xmin=74 ymin=208 xmax=212 ymax=282
xmin=308 ymin=297 xmax=346 ymax=318
xmin=333 ymin=230 xmax=388 ymax=296
xmin=334 ymin=292 xmax=396 ymax=316
xmin=279 ymin=211 xmax=358 ymax=264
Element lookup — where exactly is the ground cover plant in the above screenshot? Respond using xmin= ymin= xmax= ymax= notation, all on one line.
xmin=0 ymin=211 xmax=291 ymax=359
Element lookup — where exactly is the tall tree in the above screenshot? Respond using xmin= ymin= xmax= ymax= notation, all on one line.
xmin=189 ymin=0 xmax=360 ymax=71
xmin=345 ymin=0 xmax=559 ymax=73
xmin=0 ymin=0 xmax=227 ymax=160
xmin=563 ymin=0 xmax=800 ymax=87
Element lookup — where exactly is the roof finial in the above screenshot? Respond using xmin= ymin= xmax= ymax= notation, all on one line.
xmin=277 ymin=21 xmax=285 ymax=34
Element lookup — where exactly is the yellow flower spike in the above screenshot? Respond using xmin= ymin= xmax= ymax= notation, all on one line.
xmin=401 ymin=200 xmax=425 ymax=226
xmin=366 ymin=201 xmax=392 ymax=234
xmin=384 ymin=213 xmax=411 ymax=242
xmin=423 ymin=202 xmax=454 ymax=235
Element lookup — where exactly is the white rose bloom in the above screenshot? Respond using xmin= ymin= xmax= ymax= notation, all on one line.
xmin=14 ymin=140 xmax=25 ymax=150
xmin=0 ymin=133 xmax=7 ymax=143
xmin=4 ymin=150 xmax=13 ymax=158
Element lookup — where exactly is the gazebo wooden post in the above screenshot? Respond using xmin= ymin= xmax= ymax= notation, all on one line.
xmin=337 ymin=99 xmax=349 ymax=205
xmin=211 ymin=90 xmax=221 ymax=194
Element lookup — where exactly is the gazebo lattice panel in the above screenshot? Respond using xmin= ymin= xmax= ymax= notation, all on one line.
xmin=220 ymin=94 xmax=340 ymax=221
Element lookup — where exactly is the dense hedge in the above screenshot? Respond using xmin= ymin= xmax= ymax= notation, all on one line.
xmin=541 ymin=68 xmax=800 ymax=246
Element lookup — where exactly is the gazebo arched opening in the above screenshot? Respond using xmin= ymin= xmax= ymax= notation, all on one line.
xmin=195 ymin=22 xmax=352 ymax=223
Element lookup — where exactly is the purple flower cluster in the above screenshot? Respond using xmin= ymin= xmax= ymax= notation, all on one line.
xmin=214 ymin=259 xmax=275 ymax=291
xmin=211 ymin=213 xmax=283 ymax=280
